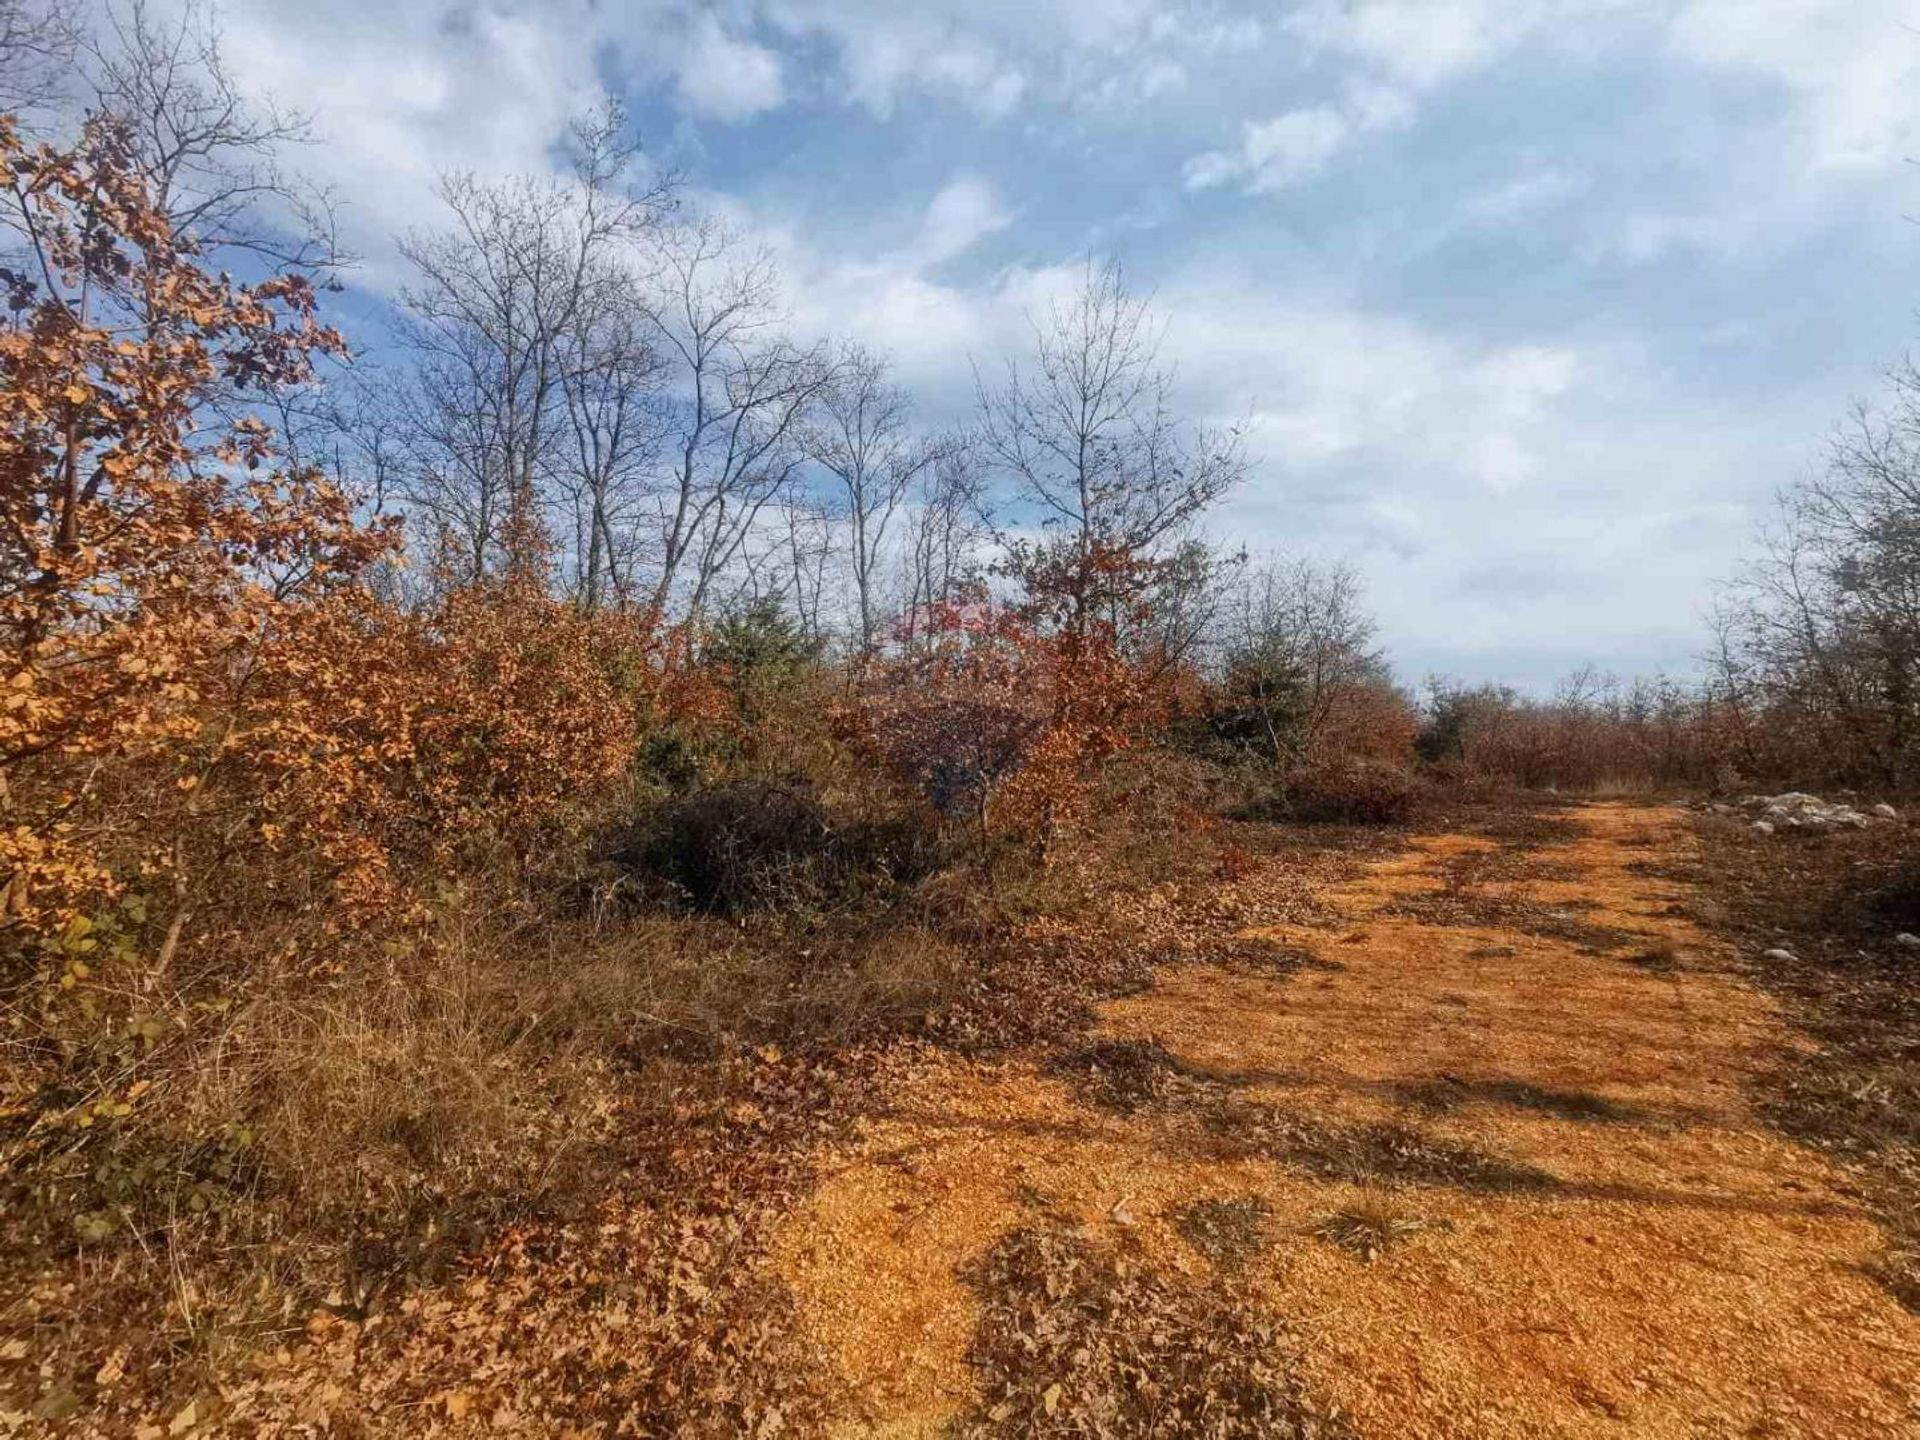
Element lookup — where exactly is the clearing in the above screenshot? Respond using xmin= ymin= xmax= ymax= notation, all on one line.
xmin=773 ymin=802 xmax=1920 ymax=1437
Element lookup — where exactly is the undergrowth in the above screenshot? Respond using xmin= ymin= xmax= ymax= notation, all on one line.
xmin=1689 ymin=815 xmax=1920 ymax=1313
xmin=0 ymin=744 xmax=1258 ymax=1430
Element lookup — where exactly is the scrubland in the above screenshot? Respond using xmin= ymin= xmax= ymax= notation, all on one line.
xmin=4 ymin=12 xmax=1920 ymax=1432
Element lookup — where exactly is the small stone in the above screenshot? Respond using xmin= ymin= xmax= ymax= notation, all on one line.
xmin=1751 ymin=821 xmax=1774 ymax=835
xmin=1762 ymin=948 xmax=1797 ymax=963
xmin=1896 ymin=933 xmax=1920 ymax=949
xmin=1873 ymin=803 xmax=1899 ymax=820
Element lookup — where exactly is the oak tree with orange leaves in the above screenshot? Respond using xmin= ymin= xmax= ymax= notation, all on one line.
xmin=0 ymin=114 xmax=384 ymax=950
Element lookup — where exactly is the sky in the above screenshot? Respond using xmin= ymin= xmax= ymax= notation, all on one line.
xmin=180 ymin=0 xmax=1920 ymax=688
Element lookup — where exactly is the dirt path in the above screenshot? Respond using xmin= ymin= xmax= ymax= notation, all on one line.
xmin=773 ymin=802 xmax=1920 ymax=1437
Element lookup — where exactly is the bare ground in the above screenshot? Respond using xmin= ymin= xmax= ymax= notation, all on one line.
xmin=772 ymin=802 xmax=1920 ymax=1437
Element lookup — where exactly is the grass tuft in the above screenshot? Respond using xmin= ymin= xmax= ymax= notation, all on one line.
xmin=1308 ymin=1195 xmax=1428 ymax=1261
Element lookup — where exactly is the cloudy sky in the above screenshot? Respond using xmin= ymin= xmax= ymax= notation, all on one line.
xmin=200 ymin=0 xmax=1920 ymax=687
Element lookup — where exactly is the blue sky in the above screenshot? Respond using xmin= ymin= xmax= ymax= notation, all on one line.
xmin=203 ymin=0 xmax=1920 ymax=688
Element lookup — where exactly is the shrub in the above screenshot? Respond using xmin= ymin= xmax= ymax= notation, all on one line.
xmin=624 ymin=780 xmax=943 ymax=914
xmin=635 ymin=780 xmax=833 ymax=912
xmin=847 ymin=593 xmax=1167 ymax=848
xmin=1280 ymin=759 xmax=1421 ymax=824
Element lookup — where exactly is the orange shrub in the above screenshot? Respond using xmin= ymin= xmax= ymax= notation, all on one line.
xmin=1283 ymin=758 xmax=1422 ymax=824
xmin=0 ymin=116 xmax=667 ymax=983
xmin=845 ymin=593 xmax=1167 ymax=848
xmin=1306 ymin=676 xmax=1419 ymax=768
xmin=231 ymin=582 xmax=647 ymax=920
xmin=0 ymin=116 xmax=384 ymax=946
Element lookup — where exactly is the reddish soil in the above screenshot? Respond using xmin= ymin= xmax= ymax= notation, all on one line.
xmin=773 ymin=802 xmax=1920 ymax=1437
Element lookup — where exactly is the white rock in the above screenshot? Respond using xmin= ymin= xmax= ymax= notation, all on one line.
xmin=1896 ymin=933 xmax=1920 ymax=949
xmin=1762 ymin=948 xmax=1797 ymax=963
xmin=1874 ymin=803 xmax=1900 ymax=820
xmin=1751 ymin=820 xmax=1774 ymax=835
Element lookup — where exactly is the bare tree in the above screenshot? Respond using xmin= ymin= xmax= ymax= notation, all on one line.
xmin=638 ymin=213 xmax=832 ymax=621
xmin=1215 ymin=555 xmax=1385 ymax=764
xmin=977 ymin=258 xmax=1248 ymax=629
xmin=898 ymin=442 xmax=990 ymax=651
xmin=558 ymin=295 xmax=667 ymax=611
xmin=1139 ymin=538 xmax=1239 ymax=670
xmin=1716 ymin=490 xmax=1899 ymax=782
xmin=776 ymin=497 xmax=835 ymax=648
xmin=85 ymin=0 xmax=342 ymax=274
xmin=0 ymin=0 xmax=77 ymax=117
xmin=395 ymin=102 xmax=672 ymax=586
xmin=1703 ymin=360 xmax=1920 ymax=786
xmin=803 ymin=343 xmax=952 ymax=657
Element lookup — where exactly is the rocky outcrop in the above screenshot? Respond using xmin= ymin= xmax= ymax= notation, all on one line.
xmin=1712 ymin=792 xmax=1902 ymax=835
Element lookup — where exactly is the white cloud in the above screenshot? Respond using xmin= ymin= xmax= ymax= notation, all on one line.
xmin=1185 ymin=87 xmax=1412 ymax=193
xmin=1219 ymin=107 xmax=1352 ymax=189
xmin=1284 ymin=0 xmax=1571 ymax=88
xmin=1182 ymin=0 xmax=1589 ymax=198
xmin=760 ymin=0 xmax=1267 ymax=117
xmin=1191 ymin=1 xmax=1638 ymax=204
xmin=1587 ymin=209 xmax=1751 ymax=266
xmin=782 ymin=12 xmax=1024 ymax=118
xmin=217 ymin=0 xmax=605 ymax=282
xmin=912 ymin=176 xmax=1012 ymax=266
xmin=675 ymin=13 xmax=784 ymax=120
xmin=1137 ymin=60 xmax=1189 ymax=98
xmin=1668 ymin=0 xmax=1920 ymax=172
xmin=1160 ymin=278 xmax=1585 ymax=492
xmin=1460 ymin=167 xmax=1588 ymax=224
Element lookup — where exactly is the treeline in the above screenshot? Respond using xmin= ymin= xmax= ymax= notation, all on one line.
xmin=1416 ymin=356 xmax=1920 ymax=797
xmin=1415 ymin=672 xmax=1728 ymax=793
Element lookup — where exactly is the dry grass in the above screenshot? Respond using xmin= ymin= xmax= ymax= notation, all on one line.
xmin=1690 ymin=813 xmax=1920 ymax=1313
xmin=0 ymin=740 xmax=1276 ymax=1430
xmin=1307 ymin=1194 xmax=1429 ymax=1261
xmin=0 ymin=814 xmax=983 ymax=1419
